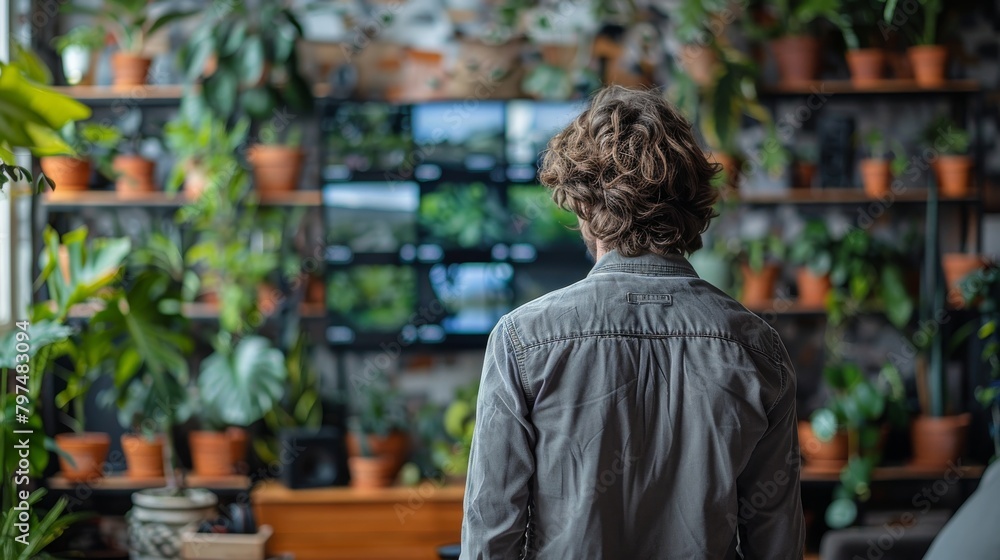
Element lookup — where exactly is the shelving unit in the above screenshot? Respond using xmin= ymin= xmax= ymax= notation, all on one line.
xmin=42 ymin=189 xmax=323 ymax=210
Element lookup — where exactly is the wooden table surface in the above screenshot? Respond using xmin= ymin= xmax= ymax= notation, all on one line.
xmin=252 ymin=481 xmax=464 ymax=560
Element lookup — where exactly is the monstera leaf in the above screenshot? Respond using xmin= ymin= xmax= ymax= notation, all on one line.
xmin=197 ymin=336 xmax=286 ymax=430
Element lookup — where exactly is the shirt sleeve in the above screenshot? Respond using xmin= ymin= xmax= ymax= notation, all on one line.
xmin=736 ymin=355 xmax=806 ymax=559
xmin=460 ymin=317 xmax=536 ymax=560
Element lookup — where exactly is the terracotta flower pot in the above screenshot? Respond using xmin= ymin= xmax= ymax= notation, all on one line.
xmin=400 ymin=48 xmax=448 ymax=102
xmin=846 ymin=48 xmax=886 ymax=87
xmin=247 ymin=145 xmax=304 ymax=196
xmin=540 ymin=43 xmax=578 ymax=67
xmin=113 ymin=155 xmax=156 ymax=198
xmin=910 ymin=414 xmax=971 ymax=469
xmin=942 ymin=253 xmax=985 ymax=306
xmin=935 ymin=155 xmax=972 ymax=198
xmin=712 ymin=152 xmax=741 ymax=190
xmin=189 ymin=431 xmax=233 ymax=477
xmin=39 ymin=156 xmax=91 ymax=195
xmin=770 ymin=36 xmax=820 ymax=86
xmin=306 ymin=274 xmax=325 ymax=304
xmin=111 ymin=52 xmax=152 ymax=88
xmin=346 ymin=431 xmax=410 ymax=488
xmin=793 ymin=162 xmax=817 ymax=189
xmin=740 ymin=263 xmax=780 ymax=308
xmin=907 ymin=45 xmax=948 ymax=88
xmin=227 ymin=426 xmax=248 ymax=474
xmin=860 ymin=158 xmax=892 ymax=198
xmin=798 ymin=422 xmax=848 ymax=472
xmin=348 ymin=456 xmax=400 ymax=489
xmin=679 ymin=43 xmax=719 ymax=87
xmin=796 ymin=268 xmax=831 ymax=308
xmin=184 ymin=163 xmax=210 ymax=200
xmin=56 ymin=432 xmax=111 ymax=482
xmin=122 ymin=435 xmax=164 ymax=479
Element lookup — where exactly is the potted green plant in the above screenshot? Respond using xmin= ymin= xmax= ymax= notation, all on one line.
xmin=37 ymin=228 xmax=131 ymax=482
xmin=734 ymin=234 xmax=786 ymax=308
xmin=671 ymin=0 xmax=732 ymax=86
xmin=64 ymin=0 xmax=195 ymax=87
xmin=0 ymin=58 xmax=92 ymax=196
xmin=347 ymin=372 xmax=411 ymax=489
xmin=247 ymin=124 xmax=305 ymax=197
xmin=106 ymin=109 xmax=161 ymax=198
xmin=958 ymin=264 xmax=1000 ymax=461
xmin=104 ymin=232 xmax=195 ymax=481
xmin=912 ymin=186 xmax=971 ymax=468
xmin=895 ymin=0 xmax=949 ymax=86
xmin=792 ymin=140 xmax=819 ymax=189
xmin=789 ymin=220 xmax=834 ymax=307
xmin=38 ymin=122 xmax=118 ymax=196
xmin=810 ymin=362 xmax=906 ymax=528
xmin=517 ymin=0 xmax=602 ymax=100
xmin=164 ymin=105 xmax=250 ymax=199
xmin=923 ymin=115 xmax=972 ymax=198
xmin=859 ymin=130 xmax=907 ymax=198
xmin=670 ymin=46 xmax=787 ymax=189
xmin=192 ymin=335 xmax=287 ymax=477
xmin=179 ymin=0 xmax=313 ymax=121
xmin=833 ymin=0 xmax=891 ymax=86
xmin=52 ymin=26 xmax=105 ymax=85
xmin=432 ymin=382 xmax=479 ymax=483
xmin=761 ymin=0 xmax=846 ymax=85
xmin=252 ymin=333 xmax=323 ymax=464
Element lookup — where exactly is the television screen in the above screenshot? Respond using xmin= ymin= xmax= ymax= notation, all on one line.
xmin=506 ymin=184 xmax=580 ymax=249
xmin=327 ymin=265 xmax=417 ymax=336
xmin=427 ymin=262 xmax=514 ymax=335
xmin=418 ymin=182 xmax=507 ymax=250
xmin=506 ymin=100 xmax=585 ymax=166
xmin=322 ymin=102 xmax=411 ymax=179
xmin=323 ymin=181 xmax=419 ymax=253
xmin=411 ymin=101 xmax=505 ymax=170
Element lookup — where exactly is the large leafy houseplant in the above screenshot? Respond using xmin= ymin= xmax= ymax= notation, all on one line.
xmin=106 ymin=233 xmax=195 ymax=485
xmin=811 ymin=362 xmax=906 ymax=528
xmin=0 ymin=226 xmax=132 ymax=556
xmin=179 ymin=0 xmax=313 ymax=122
xmin=826 ymin=228 xmax=913 ymax=330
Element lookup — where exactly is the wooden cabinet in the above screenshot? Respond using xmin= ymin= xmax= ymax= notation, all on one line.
xmin=252 ymin=481 xmax=464 ymax=560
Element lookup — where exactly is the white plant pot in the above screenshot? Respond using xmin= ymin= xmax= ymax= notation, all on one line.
xmin=127 ymin=488 xmax=218 ymax=560
xmin=61 ymin=46 xmax=91 ymax=85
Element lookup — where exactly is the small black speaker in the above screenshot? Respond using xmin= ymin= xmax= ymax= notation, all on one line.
xmin=278 ymin=426 xmax=350 ymax=489
xmin=818 ymin=114 xmax=856 ymax=188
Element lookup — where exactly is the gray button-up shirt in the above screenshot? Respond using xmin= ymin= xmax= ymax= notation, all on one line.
xmin=461 ymin=251 xmax=804 ymax=559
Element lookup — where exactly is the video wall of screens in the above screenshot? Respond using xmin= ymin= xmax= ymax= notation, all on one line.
xmin=320 ymin=99 xmax=592 ymax=348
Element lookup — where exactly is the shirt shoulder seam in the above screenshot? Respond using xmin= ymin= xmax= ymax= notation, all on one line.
xmin=502 ymin=315 xmax=535 ymax=410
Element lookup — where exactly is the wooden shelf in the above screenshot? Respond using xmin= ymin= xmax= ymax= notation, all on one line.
xmin=67 ymin=302 xmax=324 ymax=320
xmin=733 ymin=189 xmax=978 ymax=205
xmin=43 ymin=190 xmax=322 ymax=210
xmin=746 ymin=302 xmax=826 ymax=316
xmin=801 ymin=463 xmax=986 ymax=482
xmin=253 ymin=480 xmax=465 ymax=504
xmin=48 ymin=473 xmax=250 ymax=491
xmin=759 ymin=79 xmax=981 ymax=96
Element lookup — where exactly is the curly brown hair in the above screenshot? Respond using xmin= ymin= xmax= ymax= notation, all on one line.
xmin=539 ymin=86 xmax=720 ymax=256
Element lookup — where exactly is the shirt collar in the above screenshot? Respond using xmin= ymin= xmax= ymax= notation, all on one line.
xmin=588 ymin=250 xmax=700 ymax=278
